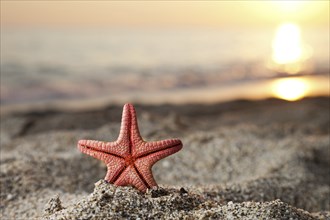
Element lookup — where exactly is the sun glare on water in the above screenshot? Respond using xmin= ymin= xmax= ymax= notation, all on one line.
xmin=272 ymin=78 xmax=309 ymax=101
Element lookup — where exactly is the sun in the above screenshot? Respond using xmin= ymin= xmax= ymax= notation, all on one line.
xmin=270 ymin=22 xmax=312 ymax=74
xmin=272 ymin=23 xmax=303 ymax=65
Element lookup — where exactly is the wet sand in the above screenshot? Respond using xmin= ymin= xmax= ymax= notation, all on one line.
xmin=1 ymin=97 xmax=329 ymax=219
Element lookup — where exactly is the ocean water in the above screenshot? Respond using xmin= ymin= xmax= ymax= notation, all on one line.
xmin=1 ymin=27 xmax=329 ymax=106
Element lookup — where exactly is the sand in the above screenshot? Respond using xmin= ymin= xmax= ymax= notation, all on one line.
xmin=1 ymin=97 xmax=329 ymax=219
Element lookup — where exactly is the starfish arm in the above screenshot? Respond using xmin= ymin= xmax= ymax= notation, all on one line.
xmin=78 ymin=139 xmax=128 ymax=158
xmin=114 ymin=166 xmax=148 ymax=192
xmin=78 ymin=140 xmax=126 ymax=183
xmin=134 ymin=143 xmax=182 ymax=187
xmin=133 ymin=139 xmax=182 ymax=158
xmin=117 ymin=103 xmax=143 ymax=154
xmin=104 ymin=161 xmax=126 ymax=183
xmin=133 ymin=160 xmax=157 ymax=188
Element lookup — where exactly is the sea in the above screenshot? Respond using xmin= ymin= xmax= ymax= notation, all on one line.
xmin=1 ymin=27 xmax=329 ymax=111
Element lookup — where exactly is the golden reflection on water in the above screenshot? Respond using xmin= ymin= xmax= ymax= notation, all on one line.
xmin=271 ymin=22 xmax=312 ymax=74
xmin=271 ymin=77 xmax=309 ymax=101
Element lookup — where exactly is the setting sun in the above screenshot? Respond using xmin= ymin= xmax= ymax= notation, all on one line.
xmin=270 ymin=22 xmax=313 ymax=74
xmin=272 ymin=78 xmax=309 ymax=101
xmin=272 ymin=23 xmax=303 ymax=65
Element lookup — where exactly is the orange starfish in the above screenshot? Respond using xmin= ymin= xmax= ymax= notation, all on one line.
xmin=78 ymin=103 xmax=183 ymax=192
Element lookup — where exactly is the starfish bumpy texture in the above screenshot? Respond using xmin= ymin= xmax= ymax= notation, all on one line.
xmin=78 ymin=103 xmax=183 ymax=192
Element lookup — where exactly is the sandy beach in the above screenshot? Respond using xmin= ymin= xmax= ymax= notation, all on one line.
xmin=2 ymin=1 xmax=329 ymax=219
xmin=1 ymin=97 xmax=329 ymax=219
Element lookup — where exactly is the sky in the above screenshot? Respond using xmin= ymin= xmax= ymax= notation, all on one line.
xmin=1 ymin=1 xmax=329 ymax=28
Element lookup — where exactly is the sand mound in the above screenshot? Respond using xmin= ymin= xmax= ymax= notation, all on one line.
xmin=43 ymin=180 xmax=323 ymax=220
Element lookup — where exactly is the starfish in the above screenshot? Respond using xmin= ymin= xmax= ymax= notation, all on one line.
xmin=78 ymin=103 xmax=183 ymax=192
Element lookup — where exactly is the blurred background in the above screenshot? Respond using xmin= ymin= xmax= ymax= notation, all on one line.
xmin=1 ymin=1 xmax=329 ymax=111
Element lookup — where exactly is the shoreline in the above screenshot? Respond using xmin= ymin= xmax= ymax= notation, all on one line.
xmin=1 ymin=75 xmax=329 ymax=116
